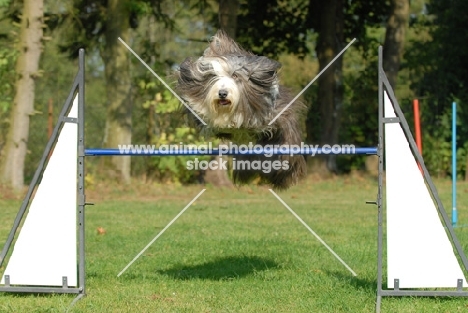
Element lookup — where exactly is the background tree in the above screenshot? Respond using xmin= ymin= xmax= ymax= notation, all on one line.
xmin=305 ymin=0 xmax=389 ymax=174
xmin=306 ymin=0 xmax=344 ymax=175
xmin=100 ymin=0 xmax=132 ymax=183
xmin=0 ymin=0 xmax=43 ymax=190
xmin=2 ymin=0 xmax=464 ymax=188
xmin=219 ymin=0 xmax=238 ymax=38
xmin=383 ymin=0 xmax=409 ymax=90
xmin=59 ymin=0 xmax=174 ymax=183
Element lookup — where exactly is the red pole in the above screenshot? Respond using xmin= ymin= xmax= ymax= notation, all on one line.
xmin=413 ymin=99 xmax=423 ymax=173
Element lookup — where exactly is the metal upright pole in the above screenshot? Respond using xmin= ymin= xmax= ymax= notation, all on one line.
xmin=376 ymin=46 xmax=384 ymax=313
xmin=77 ymin=48 xmax=86 ymax=298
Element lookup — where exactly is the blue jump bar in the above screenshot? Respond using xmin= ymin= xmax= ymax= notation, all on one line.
xmin=85 ymin=147 xmax=378 ymax=156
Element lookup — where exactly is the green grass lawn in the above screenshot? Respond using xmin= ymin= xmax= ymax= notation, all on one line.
xmin=1 ymin=176 xmax=468 ymax=312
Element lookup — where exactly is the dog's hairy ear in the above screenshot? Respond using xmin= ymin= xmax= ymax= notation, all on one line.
xmin=244 ymin=56 xmax=281 ymax=86
xmin=177 ymin=58 xmax=199 ymax=84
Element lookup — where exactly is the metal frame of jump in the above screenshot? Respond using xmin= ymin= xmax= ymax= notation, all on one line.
xmin=0 ymin=50 xmax=86 ymax=298
xmin=375 ymin=47 xmax=468 ymax=311
xmin=1 ymin=47 xmax=468 ymax=312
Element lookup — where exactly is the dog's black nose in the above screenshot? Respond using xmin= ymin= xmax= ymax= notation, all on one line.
xmin=218 ymin=89 xmax=228 ymax=99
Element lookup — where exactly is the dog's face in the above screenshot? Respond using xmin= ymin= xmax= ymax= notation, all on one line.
xmin=198 ymin=57 xmax=242 ymax=122
xmin=176 ymin=31 xmax=282 ymax=131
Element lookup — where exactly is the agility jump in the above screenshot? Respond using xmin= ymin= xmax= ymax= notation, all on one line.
xmin=1 ymin=46 xmax=467 ymax=313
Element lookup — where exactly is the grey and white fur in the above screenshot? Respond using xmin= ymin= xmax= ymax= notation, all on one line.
xmin=175 ymin=30 xmax=306 ymax=189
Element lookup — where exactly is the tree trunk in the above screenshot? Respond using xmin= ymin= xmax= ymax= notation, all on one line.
xmin=382 ymin=0 xmax=409 ymax=90
xmin=0 ymin=0 xmax=43 ymax=190
xmin=100 ymin=0 xmax=132 ymax=183
xmin=307 ymin=0 xmax=344 ymax=176
xmin=219 ymin=0 xmax=239 ymax=38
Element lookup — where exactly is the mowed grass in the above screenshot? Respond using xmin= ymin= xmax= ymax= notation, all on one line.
xmin=1 ymin=176 xmax=468 ymax=312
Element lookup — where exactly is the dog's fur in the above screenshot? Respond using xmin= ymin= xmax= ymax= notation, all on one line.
xmin=175 ymin=30 xmax=306 ymax=189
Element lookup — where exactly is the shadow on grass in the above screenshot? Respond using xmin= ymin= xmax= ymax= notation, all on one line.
xmin=157 ymin=255 xmax=279 ymax=280
xmin=326 ymin=270 xmax=377 ymax=292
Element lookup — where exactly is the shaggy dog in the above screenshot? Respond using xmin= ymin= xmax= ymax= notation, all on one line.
xmin=176 ymin=30 xmax=306 ymax=189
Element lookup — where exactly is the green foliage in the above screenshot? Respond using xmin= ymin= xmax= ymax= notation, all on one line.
xmin=337 ymin=28 xmax=383 ymax=172
xmin=0 ymin=0 xmax=10 ymax=8
xmin=342 ymin=0 xmax=391 ymax=44
xmin=57 ymin=0 xmax=175 ymax=58
xmin=0 ymin=47 xmax=16 ymax=113
xmin=232 ymin=0 xmax=390 ymax=59
xmin=147 ymin=90 xmax=209 ymax=184
xmin=0 ymin=22 xmax=16 ymax=155
xmin=133 ymin=72 xmax=212 ymax=183
xmin=421 ymin=102 xmax=467 ymax=179
xmin=3 ymin=0 xmax=466 ymax=182
xmin=123 ymin=4 xmax=224 ymax=184
xmin=403 ymin=0 xmax=468 ymax=179
xmin=235 ymin=0 xmax=311 ymax=58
